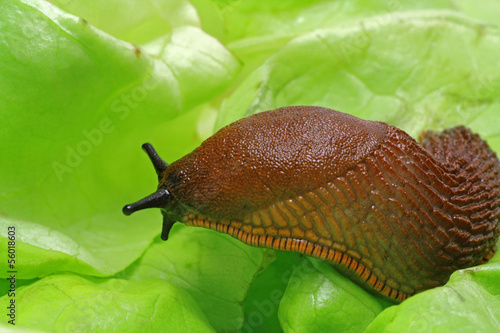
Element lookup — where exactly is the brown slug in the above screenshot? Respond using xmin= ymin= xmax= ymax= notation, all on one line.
xmin=123 ymin=106 xmax=500 ymax=301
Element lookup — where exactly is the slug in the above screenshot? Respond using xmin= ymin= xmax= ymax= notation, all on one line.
xmin=123 ymin=106 xmax=500 ymax=301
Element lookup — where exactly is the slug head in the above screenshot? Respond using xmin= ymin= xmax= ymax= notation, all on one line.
xmin=122 ymin=143 xmax=178 ymax=241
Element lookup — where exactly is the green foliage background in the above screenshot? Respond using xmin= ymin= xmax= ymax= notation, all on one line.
xmin=1 ymin=0 xmax=500 ymax=332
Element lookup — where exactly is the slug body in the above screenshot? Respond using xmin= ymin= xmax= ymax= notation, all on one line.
xmin=123 ymin=106 xmax=500 ymax=301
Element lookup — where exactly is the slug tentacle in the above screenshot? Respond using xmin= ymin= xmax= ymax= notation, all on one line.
xmin=122 ymin=188 xmax=172 ymax=216
xmin=142 ymin=142 xmax=168 ymax=179
xmin=123 ymin=106 xmax=500 ymax=302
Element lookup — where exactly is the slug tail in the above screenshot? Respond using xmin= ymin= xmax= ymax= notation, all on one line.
xmin=419 ymin=126 xmax=499 ymax=177
xmin=418 ymin=125 xmax=500 ymax=264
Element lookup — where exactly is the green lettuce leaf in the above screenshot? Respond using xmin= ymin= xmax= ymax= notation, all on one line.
xmin=117 ymin=224 xmax=273 ymax=332
xmin=217 ymin=11 xmax=500 ymax=147
xmin=217 ymin=0 xmax=500 ymax=82
xmin=241 ymin=252 xmax=303 ymax=333
xmin=51 ymin=0 xmax=200 ymax=45
xmin=278 ymin=258 xmax=390 ymax=333
xmin=0 ymin=273 xmax=215 ymax=332
xmin=0 ymin=0 xmax=239 ymax=278
xmin=365 ymin=262 xmax=500 ymax=333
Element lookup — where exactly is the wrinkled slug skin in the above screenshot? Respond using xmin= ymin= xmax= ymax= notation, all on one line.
xmin=130 ymin=106 xmax=500 ymax=301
